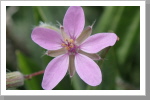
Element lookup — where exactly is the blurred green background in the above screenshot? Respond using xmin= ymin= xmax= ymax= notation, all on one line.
xmin=6 ymin=6 xmax=140 ymax=90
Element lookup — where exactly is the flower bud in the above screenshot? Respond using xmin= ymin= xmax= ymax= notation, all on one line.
xmin=6 ymin=71 xmax=24 ymax=89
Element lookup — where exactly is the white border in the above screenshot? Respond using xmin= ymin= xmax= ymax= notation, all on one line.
xmin=1 ymin=1 xmax=145 ymax=95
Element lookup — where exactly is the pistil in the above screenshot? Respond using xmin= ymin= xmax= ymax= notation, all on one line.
xmin=61 ymin=39 xmax=78 ymax=54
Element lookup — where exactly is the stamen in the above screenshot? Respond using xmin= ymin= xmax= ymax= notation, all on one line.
xmin=65 ymin=39 xmax=68 ymax=41
xmin=61 ymin=38 xmax=77 ymax=54
xmin=69 ymin=44 xmax=74 ymax=48
xmin=61 ymin=43 xmax=67 ymax=46
xmin=69 ymin=39 xmax=74 ymax=43
xmin=65 ymin=47 xmax=70 ymax=50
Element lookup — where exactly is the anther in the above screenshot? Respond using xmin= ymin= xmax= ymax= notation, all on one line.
xmin=65 ymin=39 xmax=68 ymax=42
xmin=69 ymin=39 xmax=74 ymax=43
xmin=69 ymin=45 xmax=74 ymax=48
xmin=61 ymin=43 xmax=66 ymax=47
xmin=65 ymin=47 xmax=70 ymax=50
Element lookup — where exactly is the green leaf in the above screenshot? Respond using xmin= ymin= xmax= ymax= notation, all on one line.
xmin=16 ymin=51 xmax=43 ymax=90
xmin=94 ymin=6 xmax=124 ymax=33
xmin=116 ymin=9 xmax=140 ymax=65
xmin=35 ymin=6 xmax=49 ymax=22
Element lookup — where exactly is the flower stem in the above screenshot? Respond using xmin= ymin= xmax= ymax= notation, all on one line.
xmin=24 ymin=70 xmax=45 ymax=80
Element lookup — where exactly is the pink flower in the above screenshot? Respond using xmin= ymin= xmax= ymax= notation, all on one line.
xmin=31 ymin=6 xmax=118 ymax=90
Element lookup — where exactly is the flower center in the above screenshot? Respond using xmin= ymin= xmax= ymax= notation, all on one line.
xmin=61 ymin=39 xmax=78 ymax=55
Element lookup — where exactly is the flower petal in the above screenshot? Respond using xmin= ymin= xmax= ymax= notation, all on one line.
xmin=68 ymin=55 xmax=75 ymax=77
xmin=80 ymin=33 xmax=118 ymax=53
xmin=78 ymin=50 xmax=100 ymax=60
xmin=31 ymin=27 xmax=63 ymax=50
xmin=46 ymin=48 xmax=66 ymax=57
xmin=42 ymin=54 xmax=69 ymax=90
xmin=63 ymin=6 xmax=85 ymax=39
xmin=75 ymin=53 xmax=102 ymax=86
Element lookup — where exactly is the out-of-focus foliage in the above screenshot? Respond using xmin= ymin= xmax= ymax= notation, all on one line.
xmin=6 ymin=6 xmax=140 ymax=90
